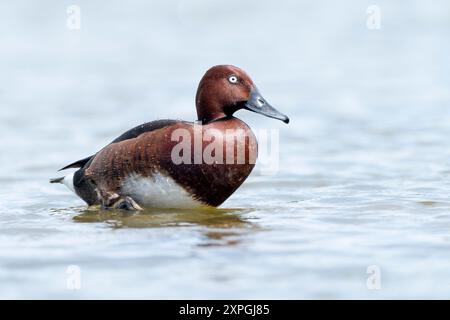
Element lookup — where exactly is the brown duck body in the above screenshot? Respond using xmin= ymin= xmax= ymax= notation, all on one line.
xmin=74 ymin=117 xmax=257 ymax=207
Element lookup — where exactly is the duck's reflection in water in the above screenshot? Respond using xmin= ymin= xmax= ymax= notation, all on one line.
xmin=73 ymin=206 xmax=258 ymax=247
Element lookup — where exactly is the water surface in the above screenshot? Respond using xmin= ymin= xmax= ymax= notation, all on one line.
xmin=1 ymin=0 xmax=450 ymax=298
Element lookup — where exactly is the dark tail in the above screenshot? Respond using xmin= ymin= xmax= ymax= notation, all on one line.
xmin=50 ymin=177 xmax=64 ymax=184
xmin=59 ymin=155 xmax=93 ymax=171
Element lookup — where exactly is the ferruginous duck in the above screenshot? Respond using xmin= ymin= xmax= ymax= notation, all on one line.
xmin=51 ymin=65 xmax=289 ymax=210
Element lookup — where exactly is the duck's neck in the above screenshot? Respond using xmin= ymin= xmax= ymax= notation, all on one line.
xmin=195 ymin=80 xmax=228 ymax=124
xmin=196 ymin=108 xmax=227 ymax=124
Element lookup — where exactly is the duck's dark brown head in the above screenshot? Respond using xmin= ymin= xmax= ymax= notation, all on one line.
xmin=195 ymin=65 xmax=289 ymax=124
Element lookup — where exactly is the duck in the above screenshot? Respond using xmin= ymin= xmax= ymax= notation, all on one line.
xmin=51 ymin=65 xmax=289 ymax=210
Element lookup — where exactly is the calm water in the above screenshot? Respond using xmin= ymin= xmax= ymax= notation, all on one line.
xmin=1 ymin=1 xmax=450 ymax=299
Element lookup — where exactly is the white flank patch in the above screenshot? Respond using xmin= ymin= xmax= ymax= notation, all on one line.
xmin=63 ymin=172 xmax=75 ymax=193
xmin=121 ymin=172 xmax=204 ymax=209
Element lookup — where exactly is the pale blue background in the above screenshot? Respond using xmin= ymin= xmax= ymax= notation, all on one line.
xmin=0 ymin=1 xmax=449 ymax=299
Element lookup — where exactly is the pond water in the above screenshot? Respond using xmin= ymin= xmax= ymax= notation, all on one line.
xmin=1 ymin=0 xmax=450 ymax=298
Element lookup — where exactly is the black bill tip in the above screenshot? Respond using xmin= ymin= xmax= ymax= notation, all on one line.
xmin=245 ymin=88 xmax=289 ymax=124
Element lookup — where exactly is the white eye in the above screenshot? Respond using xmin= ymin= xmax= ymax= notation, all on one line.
xmin=228 ymin=75 xmax=238 ymax=84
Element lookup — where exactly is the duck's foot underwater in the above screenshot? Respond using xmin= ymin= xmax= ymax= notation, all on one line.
xmin=113 ymin=196 xmax=143 ymax=211
xmin=100 ymin=192 xmax=143 ymax=211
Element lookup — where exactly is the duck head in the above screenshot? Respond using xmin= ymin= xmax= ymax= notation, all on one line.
xmin=195 ymin=65 xmax=289 ymax=124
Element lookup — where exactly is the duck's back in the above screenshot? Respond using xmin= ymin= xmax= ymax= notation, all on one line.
xmin=71 ymin=119 xmax=183 ymax=205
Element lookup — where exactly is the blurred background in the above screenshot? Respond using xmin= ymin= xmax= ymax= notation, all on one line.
xmin=0 ymin=0 xmax=449 ymax=299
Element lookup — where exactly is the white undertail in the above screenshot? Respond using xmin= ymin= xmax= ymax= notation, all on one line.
xmin=62 ymin=172 xmax=75 ymax=193
xmin=121 ymin=172 xmax=204 ymax=209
